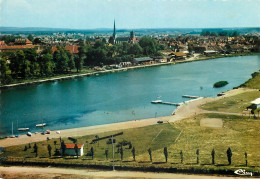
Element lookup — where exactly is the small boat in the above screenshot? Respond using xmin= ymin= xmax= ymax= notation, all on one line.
xmin=18 ymin=128 xmax=30 ymax=131
xmin=151 ymin=100 xmax=162 ymax=104
xmin=36 ymin=123 xmax=46 ymax=127
xmin=27 ymin=132 xmax=32 ymax=136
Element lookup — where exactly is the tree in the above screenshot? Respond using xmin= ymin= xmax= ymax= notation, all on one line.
xmin=196 ymin=149 xmax=199 ymax=164
xmin=105 ymin=149 xmax=108 ymax=160
xmin=48 ymin=144 xmax=52 ymax=157
xmin=61 ymin=141 xmax=66 ymax=156
xmin=211 ymin=149 xmax=215 ymax=165
xmin=74 ymin=143 xmax=79 ymax=158
xmin=131 ymin=147 xmax=136 ymax=161
xmin=24 ymin=146 xmax=28 ymax=151
xmin=66 ymin=51 xmax=75 ymax=72
xmin=90 ymin=147 xmax=94 ymax=159
xmin=9 ymin=52 xmax=21 ymax=77
xmin=226 ymin=147 xmax=232 ymax=165
xmin=120 ymin=145 xmax=123 ymax=161
xmin=27 ymin=34 xmax=34 ymax=42
xmin=53 ymin=46 xmax=69 ymax=73
xmin=74 ymin=54 xmax=83 ymax=72
xmin=148 ymin=148 xmax=152 ymax=162
xmin=54 ymin=141 xmax=57 ymax=150
xmin=164 ymin=147 xmax=168 ymax=163
xmin=245 ymin=152 xmax=248 ymax=166
xmin=139 ymin=37 xmax=159 ymax=56
xmin=33 ymin=143 xmax=38 ymax=157
xmin=128 ymin=43 xmax=143 ymax=56
xmin=40 ymin=53 xmax=54 ymax=76
xmin=0 ymin=58 xmax=8 ymax=84
xmin=180 ymin=150 xmax=183 ymax=164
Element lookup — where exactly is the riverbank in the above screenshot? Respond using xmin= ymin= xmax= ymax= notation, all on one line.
xmin=0 ymin=87 xmax=254 ymax=148
xmin=1 ymin=52 xmax=258 ymax=89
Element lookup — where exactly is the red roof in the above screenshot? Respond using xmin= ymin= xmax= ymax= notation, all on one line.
xmin=0 ymin=45 xmax=39 ymax=50
xmin=26 ymin=39 xmax=33 ymax=44
xmin=65 ymin=144 xmax=83 ymax=149
xmin=52 ymin=45 xmax=79 ymax=54
xmin=0 ymin=41 xmax=7 ymax=46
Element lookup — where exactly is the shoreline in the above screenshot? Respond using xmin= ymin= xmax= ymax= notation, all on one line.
xmin=0 ymin=87 xmax=253 ymax=147
xmin=0 ymin=53 xmax=258 ymax=89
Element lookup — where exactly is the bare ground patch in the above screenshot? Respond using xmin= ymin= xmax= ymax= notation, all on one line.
xmin=200 ymin=118 xmax=223 ymax=128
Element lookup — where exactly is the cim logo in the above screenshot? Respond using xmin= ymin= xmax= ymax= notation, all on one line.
xmin=234 ymin=169 xmax=253 ymax=176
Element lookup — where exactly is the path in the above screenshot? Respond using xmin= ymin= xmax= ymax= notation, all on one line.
xmin=0 ymin=166 xmax=251 ymax=179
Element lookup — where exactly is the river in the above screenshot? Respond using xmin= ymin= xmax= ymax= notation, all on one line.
xmin=0 ymin=55 xmax=259 ymax=136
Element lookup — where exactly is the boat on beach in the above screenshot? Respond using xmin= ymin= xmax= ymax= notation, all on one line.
xmin=18 ymin=128 xmax=30 ymax=131
xmin=36 ymin=123 xmax=46 ymax=127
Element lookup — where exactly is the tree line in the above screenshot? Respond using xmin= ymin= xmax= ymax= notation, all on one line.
xmin=0 ymin=37 xmax=162 ymax=85
xmin=201 ymin=30 xmax=239 ymax=37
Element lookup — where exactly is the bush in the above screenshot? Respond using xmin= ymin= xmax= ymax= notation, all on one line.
xmin=213 ymin=81 xmax=228 ymax=88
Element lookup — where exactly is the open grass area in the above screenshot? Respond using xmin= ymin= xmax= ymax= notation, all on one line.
xmin=2 ymin=113 xmax=260 ymax=173
xmin=240 ymin=71 xmax=260 ymax=89
xmin=3 ymin=123 xmax=180 ymax=162
xmin=201 ymin=91 xmax=260 ymax=113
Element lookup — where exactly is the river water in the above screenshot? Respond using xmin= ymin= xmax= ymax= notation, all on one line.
xmin=0 ymin=55 xmax=259 ymax=136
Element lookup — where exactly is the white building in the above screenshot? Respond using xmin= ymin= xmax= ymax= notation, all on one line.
xmin=62 ymin=144 xmax=84 ymax=156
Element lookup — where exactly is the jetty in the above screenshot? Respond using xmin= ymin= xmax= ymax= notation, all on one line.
xmin=151 ymin=100 xmax=181 ymax=106
xmin=182 ymin=95 xmax=201 ymax=99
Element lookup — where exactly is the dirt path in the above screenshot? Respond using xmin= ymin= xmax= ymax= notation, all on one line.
xmin=0 ymin=166 xmax=251 ymax=179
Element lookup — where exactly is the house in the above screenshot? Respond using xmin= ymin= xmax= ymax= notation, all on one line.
xmin=193 ymin=46 xmax=206 ymax=53
xmin=171 ymin=52 xmax=187 ymax=60
xmin=251 ymin=98 xmax=260 ymax=108
xmin=119 ymin=61 xmax=132 ymax=67
xmin=52 ymin=45 xmax=79 ymax=54
xmin=153 ymin=56 xmax=168 ymax=63
xmin=61 ymin=144 xmax=84 ymax=156
xmin=132 ymin=57 xmax=155 ymax=65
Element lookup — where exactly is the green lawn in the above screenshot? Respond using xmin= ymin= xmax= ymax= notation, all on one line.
xmin=201 ymin=91 xmax=260 ymax=113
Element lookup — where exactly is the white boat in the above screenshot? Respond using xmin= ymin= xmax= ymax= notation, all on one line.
xmin=18 ymin=128 xmax=30 ymax=131
xmin=151 ymin=100 xmax=162 ymax=104
xmin=36 ymin=123 xmax=46 ymax=127
xmin=27 ymin=132 xmax=32 ymax=136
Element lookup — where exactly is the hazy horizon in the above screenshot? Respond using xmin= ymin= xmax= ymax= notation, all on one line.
xmin=0 ymin=0 xmax=260 ymax=30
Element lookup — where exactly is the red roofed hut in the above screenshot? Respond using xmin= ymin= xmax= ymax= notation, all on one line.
xmin=62 ymin=144 xmax=84 ymax=156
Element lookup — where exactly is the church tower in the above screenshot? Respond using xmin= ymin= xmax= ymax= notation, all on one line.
xmin=113 ymin=19 xmax=116 ymax=39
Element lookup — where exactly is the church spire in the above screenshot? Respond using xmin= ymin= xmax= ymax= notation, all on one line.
xmin=113 ymin=19 xmax=116 ymax=39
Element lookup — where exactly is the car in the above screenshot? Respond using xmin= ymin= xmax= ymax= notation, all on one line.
xmin=157 ymin=120 xmax=163 ymax=124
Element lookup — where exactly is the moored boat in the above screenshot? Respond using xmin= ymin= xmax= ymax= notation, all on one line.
xmin=18 ymin=128 xmax=30 ymax=131
xmin=36 ymin=123 xmax=46 ymax=127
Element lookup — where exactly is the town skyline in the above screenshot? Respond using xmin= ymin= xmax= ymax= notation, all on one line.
xmin=0 ymin=0 xmax=260 ymax=29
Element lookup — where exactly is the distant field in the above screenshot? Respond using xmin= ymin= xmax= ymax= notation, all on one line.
xmin=201 ymin=91 xmax=260 ymax=113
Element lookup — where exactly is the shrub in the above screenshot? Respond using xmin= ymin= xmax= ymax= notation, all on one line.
xmin=213 ymin=81 xmax=228 ymax=88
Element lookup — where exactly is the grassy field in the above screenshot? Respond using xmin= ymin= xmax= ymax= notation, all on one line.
xmin=201 ymin=91 xmax=260 ymax=113
xmin=2 ymin=113 xmax=260 ymax=173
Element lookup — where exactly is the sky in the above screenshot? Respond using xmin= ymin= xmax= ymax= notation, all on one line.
xmin=0 ymin=0 xmax=259 ymax=29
